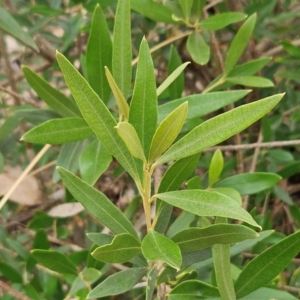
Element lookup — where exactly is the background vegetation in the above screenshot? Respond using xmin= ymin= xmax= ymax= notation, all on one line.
xmin=1 ymin=0 xmax=300 ymax=299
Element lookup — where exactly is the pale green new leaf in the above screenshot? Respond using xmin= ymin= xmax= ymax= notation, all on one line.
xmin=235 ymin=230 xmax=300 ymax=298
xmin=115 ymin=122 xmax=146 ymax=161
xmin=57 ymin=167 xmax=138 ymax=239
xmin=155 ymin=94 xmax=283 ymax=165
xmin=157 ymin=62 xmax=190 ymax=97
xmin=225 ymin=14 xmax=257 ymax=73
xmin=105 ymin=67 xmax=129 ymax=120
xmin=199 ymin=12 xmax=247 ymax=31
xmin=88 ymin=268 xmax=147 ymax=298
xmin=225 ymin=76 xmax=273 ymax=88
xmin=79 ymin=139 xmax=112 ymax=185
xmin=172 ymin=224 xmax=258 ymax=251
xmin=208 ymin=149 xmax=224 ymax=187
xmin=156 ymin=190 xmax=260 ymax=228
xmin=141 ymin=229 xmax=182 ymax=270
xmin=212 ymin=244 xmax=236 ymax=300
xmin=56 ymin=52 xmax=140 ymax=182
xmin=0 ymin=7 xmax=38 ymax=51
xmin=158 ymin=90 xmax=251 ymax=123
xmin=186 ymin=30 xmax=210 ymax=65
xmin=92 ymin=233 xmax=141 ymax=263
xmin=21 ymin=118 xmax=93 ymax=144
xmin=129 ymin=38 xmax=158 ymax=158
xmin=23 ymin=66 xmax=80 ymax=118
xmin=113 ymin=0 xmax=131 ymax=98
xmin=86 ymin=4 xmax=112 ymax=103
xmin=149 ymin=102 xmax=188 ymax=163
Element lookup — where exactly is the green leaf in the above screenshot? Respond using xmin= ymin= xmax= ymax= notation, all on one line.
xmin=155 ymin=154 xmax=200 ymax=233
xmin=238 ymin=287 xmax=298 ymax=300
xmin=178 ymin=0 xmax=193 ymax=20
xmin=225 ymin=14 xmax=256 ymax=73
xmin=212 ymin=243 xmax=236 ymax=300
xmin=190 ymin=0 xmax=206 ymax=23
xmin=208 ymin=149 xmax=223 ymax=187
xmin=215 ymin=172 xmax=281 ymax=195
xmin=53 ymin=141 xmax=87 ymax=182
xmin=88 ymin=268 xmax=147 ymax=298
xmin=155 ymin=94 xmax=283 ymax=165
xmin=211 ymin=187 xmax=242 ymax=205
xmin=199 ymin=12 xmax=247 ymax=31
xmin=105 ymin=67 xmax=129 ymax=120
xmin=186 ymin=31 xmax=210 ymax=65
xmin=56 ymin=52 xmax=140 ymax=182
xmin=146 ymin=267 xmax=158 ymax=300
xmin=281 ymin=41 xmax=300 ymax=58
xmin=87 ymin=233 xmax=114 ymax=246
xmin=86 ymin=4 xmax=112 ymax=104
xmin=185 ymin=231 xmax=273 ymax=272
xmin=131 ymin=0 xmax=175 ymax=23
xmin=0 ymin=262 xmax=23 ymax=283
xmin=21 ymin=118 xmax=93 ymax=144
xmin=168 ymin=280 xmax=220 ymax=299
xmin=156 ymin=190 xmax=260 ymax=228
xmin=23 ymin=66 xmax=80 ymax=118
xmin=57 ymin=167 xmax=138 ymax=238
xmin=225 ymin=76 xmax=273 ymax=88
xmin=129 ymin=38 xmax=158 ymax=158
xmin=158 ymin=90 xmax=251 ymax=123
xmin=167 ymin=211 xmax=195 ymax=238
xmin=92 ymin=233 xmax=141 ymax=263
xmin=113 ymin=0 xmax=131 ymax=98
xmin=116 ymin=122 xmax=146 ymax=161
xmin=157 ymin=62 xmax=190 ymax=97
xmin=142 ymin=229 xmax=182 ymax=270
xmin=149 ymin=102 xmax=188 ymax=163
xmin=227 ymin=57 xmax=271 ymax=77
xmin=31 ymin=250 xmax=78 ymax=275
xmin=172 ymin=224 xmax=258 ymax=251
xmin=79 ymin=139 xmax=112 ymax=185
xmin=0 ymin=114 xmax=19 ymax=141
xmin=0 ymin=7 xmax=38 ymax=51
xmin=168 ymin=45 xmax=184 ymax=99
xmin=277 ymin=161 xmax=300 ymax=178
xmin=235 ymin=230 xmax=300 ymax=298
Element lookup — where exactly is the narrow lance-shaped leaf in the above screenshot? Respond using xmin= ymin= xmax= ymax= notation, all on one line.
xmin=31 ymin=250 xmax=78 ymax=275
xmin=225 ymin=76 xmax=273 ymax=88
xmin=0 ymin=7 xmax=38 ymax=51
xmin=105 ymin=67 xmax=129 ymax=120
xmin=156 ymin=190 xmax=261 ymax=228
xmin=88 ymin=268 xmax=147 ymax=299
xmin=178 ymin=0 xmax=193 ymax=20
xmin=113 ymin=0 xmax=131 ymax=98
xmin=86 ymin=4 xmax=112 ymax=103
xmin=225 ymin=14 xmax=257 ymax=73
xmin=155 ymin=93 xmax=284 ymax=165
xmin=79 ymin=139 xmax=112 ymax=185
xmin=115 ymin=122 xmax=146 ymax=161
xmin=190 ymin=0 xmax=206 ymax=23
xmin=172 ymin=224 xmax=258 ymax=251
xmin=92 ymin=233 xmax=141 ymax=263
xmin=141 ymin=229 xmax=182 ymax=270
xmin=186 ymin=30 xmax=210 ymax=65
xmin=209 ymin=149 xmax=224 ymax=187
xmin=56 ymin=52 xmax=140 ymax=182
xmin=149 ymin=102 xmax=188 ymax=163
xmin=129 ymin=38 xmax=158 ymax=158
xmin=23 ymin=66 xmax=80 ymax=118
xmin=235 ymin=230 xmax=300 ymax=298
xmin=157 ymin=62 xmax=190 ymax=97
xmin=154 ymin=154 xmax=200 ymax=233
xmin=57 ymin=167 xmax=138 ymax=239
xmin=21 ymin=118 xmax=93 ymax=144
xmin=146 ymin=267 xmax=158 ymax=300
xmin=199 ymin=12 xmax=247 ymax=31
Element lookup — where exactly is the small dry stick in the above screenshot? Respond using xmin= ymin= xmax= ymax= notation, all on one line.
xmin=0 ymin=144 xmax=51 ymax=210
